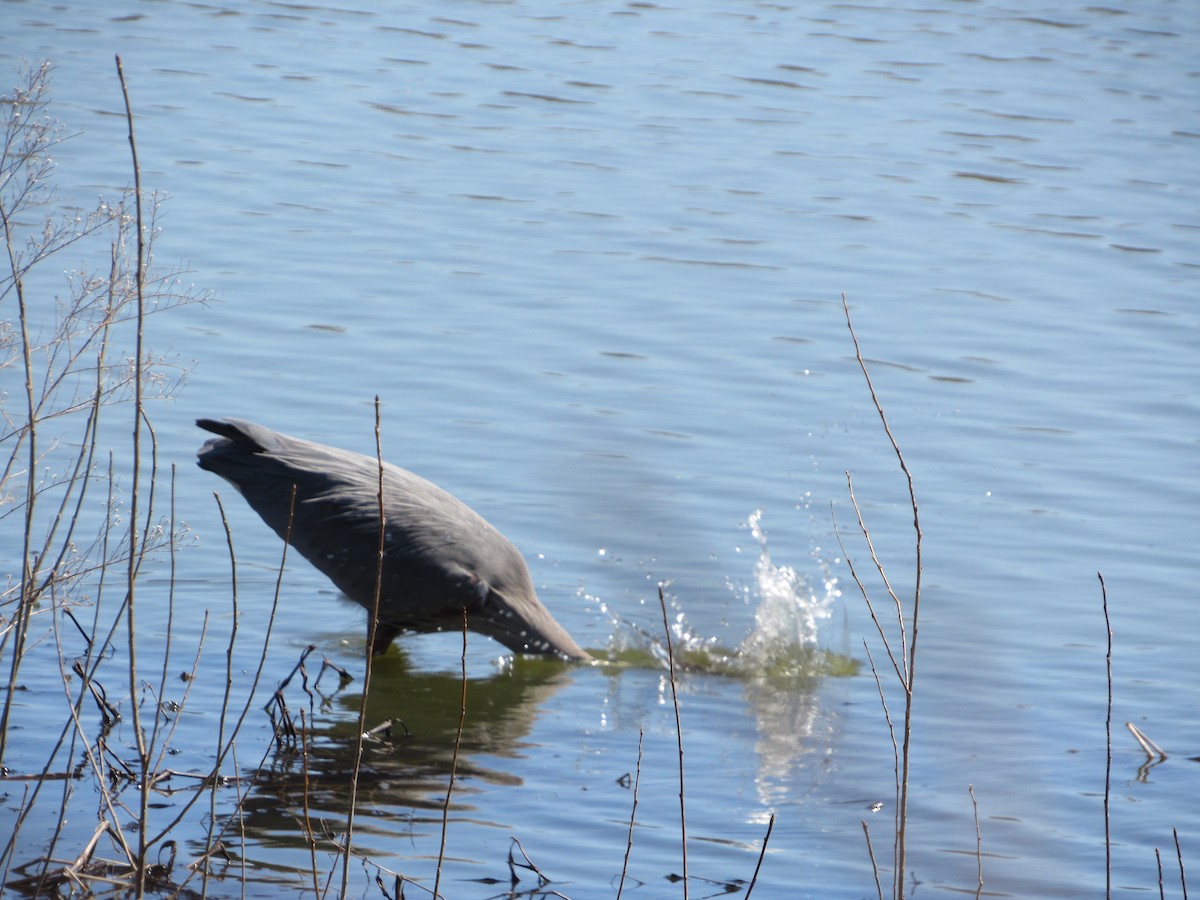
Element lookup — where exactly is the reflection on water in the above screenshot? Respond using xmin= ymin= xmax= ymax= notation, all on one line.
xmin=239 ymin=653 xmax=575 ymax=855
xmin=2 ymin=0 xmax=1194 ymax=894
xmin=232 ymin=515 xmax=851 ymax=885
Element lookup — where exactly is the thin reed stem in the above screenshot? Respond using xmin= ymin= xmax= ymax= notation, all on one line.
xmin=1174 ymin=827 xmax=1188 ymax=900
xmin=658 ymin=585 xmax=688 ymax=900
xmin=616 ymin=727 xmax=644 ymax=900
xmin=743 ymin=813 xmax=775 ymax=900
xmin=340 ymin=399 xmax=388 ymax=897
xmin=115 ymin=55 xmax=150 ymax=895
xmin=0 ymin=68 xmax=42 ymax=764
xmin=969 ymin=784 xmax=983 ymax=894
xmin=841 ymin=293 xmax=923 ymax=900
xmin=1100 ymin=571 xmax=1112 ymax=900
xmin=862 ymin=820 xmax=884 ymax=900
xmin=435 ymin=609 xmax=470 ymax=900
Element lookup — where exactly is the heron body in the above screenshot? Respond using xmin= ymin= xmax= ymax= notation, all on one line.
xmin=196 ymin=418 xmax=589 ymax=660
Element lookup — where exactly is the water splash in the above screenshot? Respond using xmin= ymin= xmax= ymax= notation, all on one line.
xmin=589 ymin=509 xmax=853 ymax=680
xmin=735 ymin=509 xmax=843 ymax=675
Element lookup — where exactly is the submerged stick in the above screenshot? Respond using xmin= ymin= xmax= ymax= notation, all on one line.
xmin=1125 ymin=723 xmax=1166 ymax=761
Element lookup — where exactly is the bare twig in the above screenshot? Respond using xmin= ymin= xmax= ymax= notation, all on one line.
xmin=1126 ymin=723 xmax=1167 ymax=761
xmin=862 ymin=820 xmax=884 ymax=900
xmin=861 ymin=636 xmax=900 ymax=883
xmin=299 ymin=708 xmax=320 ymax=897
xmin=507 ymin=836 xmax=558 ymax=892
xmin=969 ymin=784 xmax=983 ymax=893
xmin=616 ymin=727 xmax=644 ymax=900
xmin=841 ymin=293 xmax=923 ymax=899
xmin=1176 ymin=827 xmax=1189 ymax=900
xmin=340 ymin=398 xmax=388 ymax=897
xmin=743 ymin=812 xmax=775 ymax=900
xmin=435 ymin=608 xmax=470 ymax=900
xmin=658 ymin=584 xmax=688 ymax=900
xmin=1100 ymin=571 xmax=1112 ymax=900
xmin=114 ymin=55 xmax=152 ymax=897
xmin=833 ymin=500 xmax=903 ymax=684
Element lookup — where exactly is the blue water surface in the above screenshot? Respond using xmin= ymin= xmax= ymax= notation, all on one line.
xmin=1 ymin=2 xmax=1197 ymax=898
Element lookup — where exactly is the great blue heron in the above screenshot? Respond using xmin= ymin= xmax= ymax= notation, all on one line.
xmin=196 ymin=418 xmax=589 ymax=660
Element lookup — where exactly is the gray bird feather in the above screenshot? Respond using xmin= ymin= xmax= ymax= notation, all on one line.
xmin=196 ymin=418 xmax=589 ymax=660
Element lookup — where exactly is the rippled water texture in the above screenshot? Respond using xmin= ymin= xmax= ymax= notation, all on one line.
xmin=1 ymin=2 xmax=1197 ymax=898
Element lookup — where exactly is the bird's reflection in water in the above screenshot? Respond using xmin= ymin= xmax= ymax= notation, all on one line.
xmin=228 ymin=587 xmax=856 ymax=893
xmin=235 ymin=647 xmax=577 ymax=857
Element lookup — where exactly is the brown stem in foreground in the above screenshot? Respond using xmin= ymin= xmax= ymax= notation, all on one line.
xmin=435 ymin=608 xmax=469 ymax=900
xmin=115 ymin=55 xmax=150 ymax=896
xmin=615 ymin=727 xmax=644 ymax=900
xmin=743 ymin=812 xmax=775 ymax=900
xmin=969 ymin=784 xmax=983 ymax=896
xmin=1100 ymin=571 xmax=1112 ymax=900
xmin=658 ymin=585 xmax=688 ymax=900
xmin=862 ymin=819 xmax=884 ymax=900
xmin=1173 ymin=827 xmax=1188 ymax=899
xmin=340 ymin=398 xmax=389 ymax=898
xmin=841 ymin=292 xmax=923 ymax=900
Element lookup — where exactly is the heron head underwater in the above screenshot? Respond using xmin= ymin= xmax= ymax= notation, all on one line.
xmin=196 ymin=418 xmax=590 ymax=661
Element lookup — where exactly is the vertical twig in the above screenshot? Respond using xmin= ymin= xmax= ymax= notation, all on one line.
xmin=341 ymin=399 xmax=389 ymax=897
xmin=148 ymin=466 xmax=178 ymax=760
xmin=969 ymin=784 xmax=983 ymax=894
xmin=152 ymin=485 xmax=287 ymax=850
xmin=658 ymin=585 xmax=688 ymax=900
xmin=299 ymin=708 xmax=320 ymax=896
xmin=841 ymin=293 xmax=922 ymax=899
xmin=0 ymin=67 xmax=43 ymax=764
xmin=862 ymin=820 xmax=884 ymax=900
xmin=743 ymin=812 xmax=775 ymax=900
xmin=115 ymin=54 xmax=150 ymax=895
xmin=616 ymin=727 xmax=644 ymax=900
xmin=1174 ymin=827 xmax=1188 ymax=900
xmin=435 ymin=609 xmax=469 ymax=900
xmin=1099 ymin=571 xmax=1112 ymax=900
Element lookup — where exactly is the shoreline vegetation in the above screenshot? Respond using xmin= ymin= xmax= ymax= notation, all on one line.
xmin=0 ymin=61 xmax=1186 ymax=899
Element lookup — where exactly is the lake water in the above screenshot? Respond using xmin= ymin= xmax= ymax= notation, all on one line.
xmin=2 ymin=2 xmax=1197 ymax=898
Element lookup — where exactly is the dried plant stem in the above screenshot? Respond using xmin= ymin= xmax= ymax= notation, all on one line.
xmin=0 ymin=232 xmax=36 ymax=762
xmin=115 ymin=56 xmax=151 ymax=896
xmin=841 ymin=293 xmax=923 ymax=900
xmin=1100 ymin=571 xmax=1112 ymax=900
xmin=862 ymin=820 xmax=884 ymax=900
xmin=969 ymin=784 xmax=983 ymax=893
xmin=615 ymin=727 xmax=644 ymax=900
xmin=338 ymin=401 xmax=388 ymax=897
xmin=743 ymin=812 xmax=775 ymax=900
xmin=658 ymin=585 xmax=688 ymax=900
xmin=0 ymin=68 xmax=44 ymax=763
xmin=859 ymin=636 xmax=900 ymax=853
xmin=1174 ymin=827 xmax=1188 ymax=899
xmin=435 ymin=609 xmax=470 ymax=900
